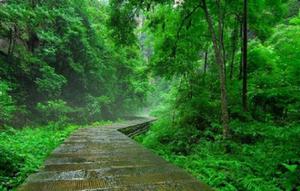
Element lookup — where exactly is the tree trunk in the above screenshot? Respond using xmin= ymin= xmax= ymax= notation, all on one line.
xmin=8 ymin=28 xmax=13 ymax=55
xmin=204 ymin=51 xmax=208 ymax=74
xmin=242 ymin=0 xmax=248 ymax=111
xmin=201 ymin=0 xmax=230 ymax=139
xmin=218 ymin=0 xmax=226 ymax=80
xmin=229 ymin=17 xmax=239 ymax=80
xmin=8 ymin=26 xmax=16 ymax=56
xmin=239 ymin=21 xmax=243 ymax=80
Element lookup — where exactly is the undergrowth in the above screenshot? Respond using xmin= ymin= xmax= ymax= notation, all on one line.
xmin=0 ymin=120 xmax=112 ymax=191
xmin=135 ymin=118 xmax=300 ymax=191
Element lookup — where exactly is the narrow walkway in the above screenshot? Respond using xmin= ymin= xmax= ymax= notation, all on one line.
xmin=18 ymin=118 xmax=212 ymax=191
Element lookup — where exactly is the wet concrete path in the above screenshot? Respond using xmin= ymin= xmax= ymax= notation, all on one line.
xmin=18 ymin=118 xmax=212 ymax=191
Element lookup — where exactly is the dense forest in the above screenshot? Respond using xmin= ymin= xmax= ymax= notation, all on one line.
xmin=0 ymin=0 xmax=300 ymax=190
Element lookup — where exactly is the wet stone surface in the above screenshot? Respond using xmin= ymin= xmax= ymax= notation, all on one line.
xmin=17 ymin=118 xmax=212 ymax=191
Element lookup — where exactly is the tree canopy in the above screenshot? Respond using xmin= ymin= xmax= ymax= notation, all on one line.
xmin=0 ymin=0 xmax=149 ymax=126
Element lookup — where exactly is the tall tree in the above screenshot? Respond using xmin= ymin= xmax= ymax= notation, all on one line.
xmin=229 ymin=16 xmax=239 ymax=80
xmin=200 ymin=0 xmax=230 ymax=139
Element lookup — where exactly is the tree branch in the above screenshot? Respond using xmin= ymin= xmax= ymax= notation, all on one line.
xmin=172 ymin=4 xmax=202 ymax=57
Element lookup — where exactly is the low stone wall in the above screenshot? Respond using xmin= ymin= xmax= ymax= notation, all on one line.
xmin=118 ymin=117 xmax=156 ymax=137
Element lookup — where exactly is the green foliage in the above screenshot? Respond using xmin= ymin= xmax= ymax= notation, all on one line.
xmin=135 ymin=2 xmax=300 ymax=191
xmin=0 ymin=119 xmax=113 ymax=190
xmin=137 ymin=120 xmax=300 ymax=191
xmin=248 ymin=41 xmax=277 ymax=73
xmin=0 ymin=0 xmax=299 ymax=190
xmin=143 ymin=3 xmax=206 ymax=78
xmin=35 ymin=65 xmax=67 ymax=98
xmin=36 ymin=100 xmax=72 ymax=123
xmin=271 ymin=14 xmax=300 ymax=87
xmin=247 ymin=16 xmax=300 ymax=121
xmin=0 ymin=0 xmax=149 ymax=126
xmin=0 ymin=81 xmax=15 ymax=125
xmin=85 ymin=95 xmax=111 ymax=121
xmin=0 ymin=124 xmax=80 ymax=190
xmin=109 ymin=0 xmax=137 ymax=45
